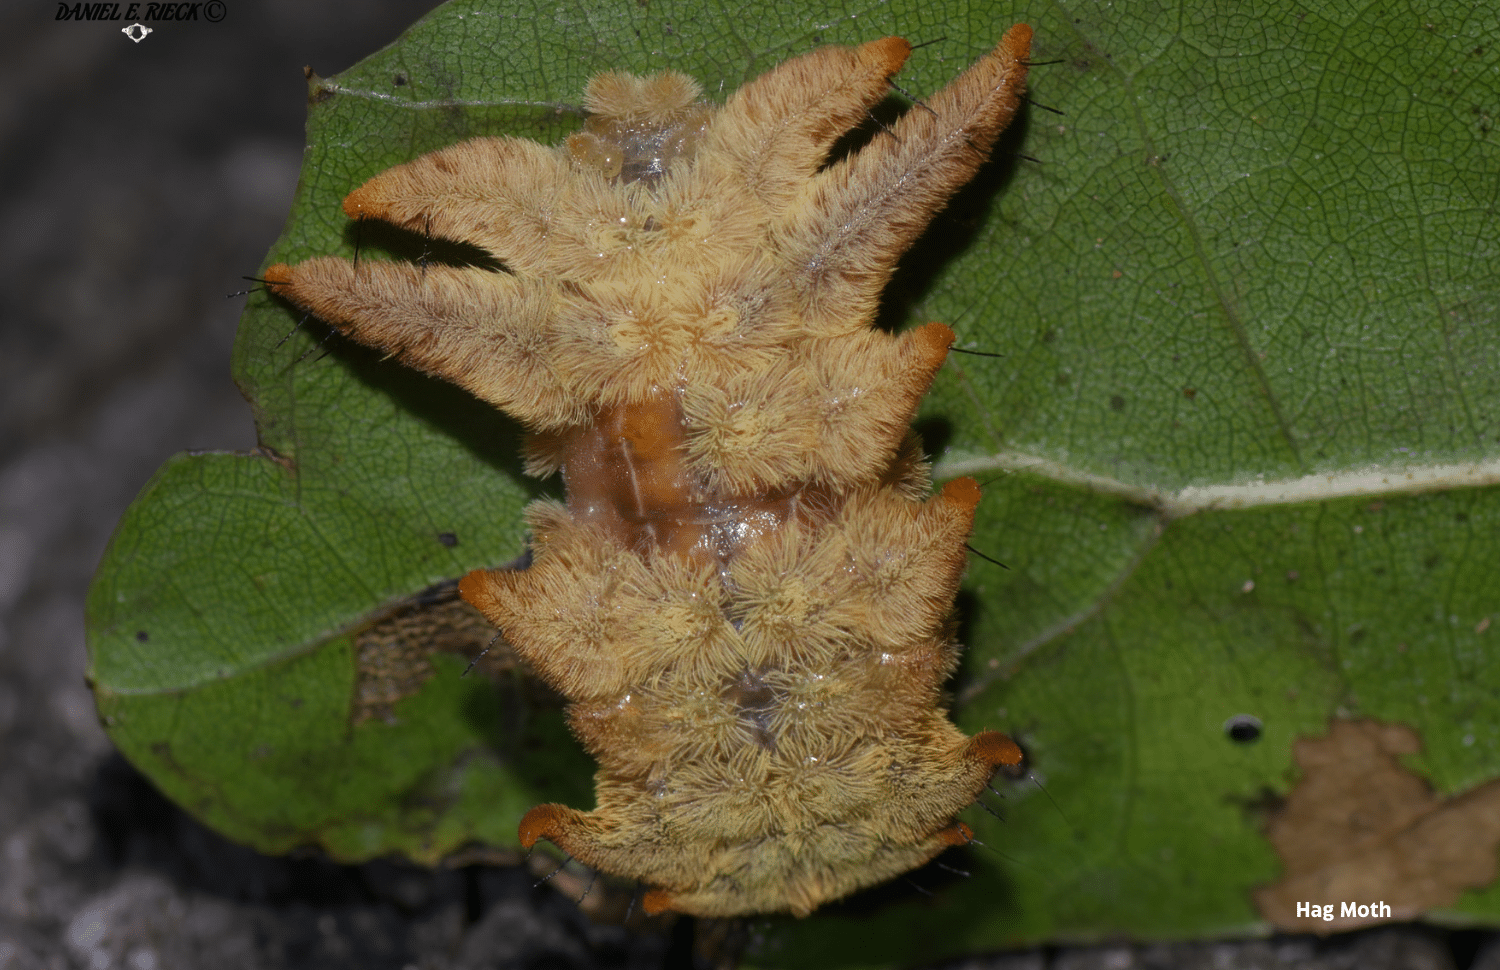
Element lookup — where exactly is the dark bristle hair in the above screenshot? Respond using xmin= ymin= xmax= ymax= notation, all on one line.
xmin=967 ymin=543 xmax=1010 ymax=570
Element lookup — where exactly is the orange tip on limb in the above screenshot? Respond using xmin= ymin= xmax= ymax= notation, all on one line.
xmin=456 ymin=568 xmax=487 ymax=602
xmin=457 ymin=568 xmax=502 ymax=615
xmin=1001 ymin=23 xmax=1035 ymax=60
xmin=641 ymin=888 xmax=677 ymax=916
xmin=940 ymin=475 xmax=982 ymax=511
xmin=967 ymin=730 xmax=1024 ymax=768
xmin=517 ymin=803 xmax=570 ymax=850
xmin=341 ymin=181 xmax=381 ymax=220
xmin=860 ymin=35 xmax=914 ymax=74
xmin=935 ymin=821 xmax=975 ymax=847
xmin=912 ymin=320 xmax=957 ymax=365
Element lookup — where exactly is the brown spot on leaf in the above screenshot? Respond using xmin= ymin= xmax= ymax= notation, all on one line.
xmin=1254 ymin=719 xmax=1500 ymax=933
xmin=352 ymin=589 xmax=517 ymax=725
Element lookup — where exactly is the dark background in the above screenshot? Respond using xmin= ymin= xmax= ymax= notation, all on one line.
xmin=0 ymin=3 xmax=1495 ymax=968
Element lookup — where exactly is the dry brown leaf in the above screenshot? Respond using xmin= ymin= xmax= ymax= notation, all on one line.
xmin=1255 ymin=719 xmax=1500 ymax=933
xmin=352 ymin=585 xmax=519 ymax=725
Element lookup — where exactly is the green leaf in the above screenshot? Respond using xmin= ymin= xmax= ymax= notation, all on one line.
xmin=86 ymin=0 xmax=1500 ymax=965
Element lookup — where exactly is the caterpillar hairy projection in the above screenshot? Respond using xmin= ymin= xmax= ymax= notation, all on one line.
xmin=264 ymin=24 xmax=1032 ymax=918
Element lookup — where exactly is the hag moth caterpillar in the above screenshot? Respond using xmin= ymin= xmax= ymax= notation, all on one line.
xmin=265 ymin=24 xmax=1032 ymax=918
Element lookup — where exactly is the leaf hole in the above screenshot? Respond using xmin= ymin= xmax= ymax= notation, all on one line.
xmin=1224 ymin=714 xmax=1263 ymax=744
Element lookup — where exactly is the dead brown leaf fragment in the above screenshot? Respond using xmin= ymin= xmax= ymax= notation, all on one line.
xmin=353 ymin=592 xmax=516 ymax=725
xmin=1255 ymin=719 xmax=1500 ymax=933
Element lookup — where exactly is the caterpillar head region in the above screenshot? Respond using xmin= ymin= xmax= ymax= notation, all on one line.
xmin=265 ymin=24 xmax=1032 ymax=918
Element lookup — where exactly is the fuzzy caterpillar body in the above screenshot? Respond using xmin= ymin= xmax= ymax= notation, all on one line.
xmin=265 ymin=24 xmax=1032 ymax=918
